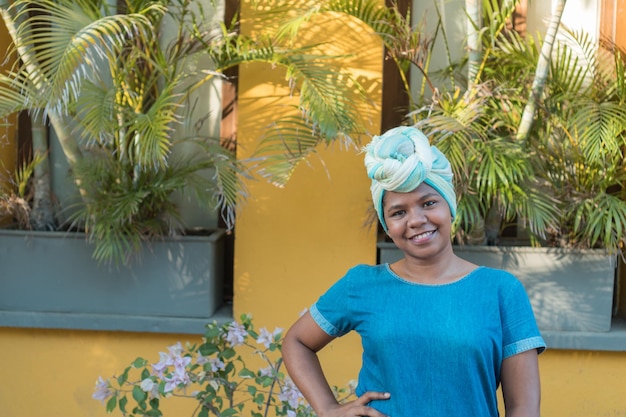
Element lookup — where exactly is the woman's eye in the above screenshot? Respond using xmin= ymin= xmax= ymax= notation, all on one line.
xmin=390 ymin=210 xmax=405 ymax=217
xmin=424 ymin=200 xmax=436 ymax=207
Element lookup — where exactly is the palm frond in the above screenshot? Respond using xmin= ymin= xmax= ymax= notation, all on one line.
xmin=172 ymin=138 xmax=250 ymax=231
xmin=512 ymin=184 xmax=561 ymax=240
xmin=124 ymin=80 xmax=183 ymax=169
xmin=251 ymin=115 xmax=329 ymax=186
xmin=71 ymin=79 xmax=118 ymax=146
xmin=283 ymin=53 xmax=362 ymax=137
xmin=323 ymin=0 xmax=396 ymax=36
xmin=0 ymin=72 xmax=34 ymax=116
xmin=570 ymin=193 xmax=626 ymax=251
xmin=569 ymin=100 xmax=626 ymax=164
xmin=2 ymin=0 xmax=163 ymax=116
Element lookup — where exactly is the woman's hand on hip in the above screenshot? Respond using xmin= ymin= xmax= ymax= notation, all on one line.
xmin=320 ymin=391 xmax=390 ymax=417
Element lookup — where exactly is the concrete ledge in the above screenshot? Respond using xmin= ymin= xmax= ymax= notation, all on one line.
xmin=4 ymin=305 xmax=625 ymax=351
xmin=542 ymin=318 xmax=626 ymax=351
xmin=0 ymin=304 xmax=233 ymax=335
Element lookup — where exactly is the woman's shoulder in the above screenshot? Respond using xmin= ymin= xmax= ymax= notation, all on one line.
xmin=472 ymin=265 xmax=517 ymax=278
xmin=468 ymin=266 xmax=524 ymax=289
xmin=345 ymin=263 xmax=389 ymax=278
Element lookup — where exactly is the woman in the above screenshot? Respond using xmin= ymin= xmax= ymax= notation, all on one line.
xmin=282 ymin=126 xmax=546 ymax=417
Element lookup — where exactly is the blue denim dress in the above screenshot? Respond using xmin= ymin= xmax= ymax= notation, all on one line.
xmin=310 ymin=264 xmax=546 ymax=417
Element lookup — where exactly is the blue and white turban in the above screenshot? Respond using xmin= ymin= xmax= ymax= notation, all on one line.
xmin=364 ymin=126 xmax=457 ymax=232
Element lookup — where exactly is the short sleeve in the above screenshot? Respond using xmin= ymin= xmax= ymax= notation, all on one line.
xmin=501 ymin=278 xmax=547 ymax=358
xmin=310 ymin=267 xmax=362 ymax=337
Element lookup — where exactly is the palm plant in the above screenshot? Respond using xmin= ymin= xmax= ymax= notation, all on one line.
xmin=395 ymin=0 xmax=562 ymax=245
xmin=0 ymin=0 xmax=369 ymax=264
xmin=408 ymin=0 xmax=626 ymax=253
xmin=525 ymin=29 xmax=626 ymax=250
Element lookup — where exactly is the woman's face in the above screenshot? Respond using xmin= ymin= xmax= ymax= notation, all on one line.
xmin=383 ymin=182 xmax=453 ymax=261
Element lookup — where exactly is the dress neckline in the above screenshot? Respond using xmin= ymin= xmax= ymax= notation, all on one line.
xmin=383 ymin=263 xmax=483 ymax=287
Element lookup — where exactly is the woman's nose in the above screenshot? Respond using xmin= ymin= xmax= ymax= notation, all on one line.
xmin=407 ymin=209 xmax=427 ymax=227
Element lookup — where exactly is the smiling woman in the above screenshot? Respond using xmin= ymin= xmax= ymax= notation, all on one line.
xmin=281 ymin=126 xmax=546 ymax=417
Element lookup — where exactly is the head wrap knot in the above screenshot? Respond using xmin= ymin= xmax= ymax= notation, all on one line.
xmin=364 ymin=126 xmax=457 ymax=232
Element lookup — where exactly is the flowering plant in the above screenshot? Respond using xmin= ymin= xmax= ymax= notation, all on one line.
xmin=94 ymin=314 xmax=354 ymax=417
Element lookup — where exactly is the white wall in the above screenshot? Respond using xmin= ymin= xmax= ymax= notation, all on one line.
xmin=408 ymin=0 xmax=601 ymax=102
xmin=527 ymin=0 xmax=600 ymax=39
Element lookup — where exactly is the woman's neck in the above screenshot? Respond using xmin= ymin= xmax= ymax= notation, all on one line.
xmin=392 ymin=250 xmax=476 ymax=284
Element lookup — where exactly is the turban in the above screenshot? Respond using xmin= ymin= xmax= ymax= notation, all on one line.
xmin=364 ymin=126 xmax=457 ymax=232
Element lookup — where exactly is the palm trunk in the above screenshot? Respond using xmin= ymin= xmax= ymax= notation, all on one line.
xmin=516 ymin=0 xmax=567 ymax=141
xmin=1 ymin=2 xmax=85 ymax=229
xmin=29 ymin=116 xmax=55 ymax=230
xmin=466 ymin=0 xmax=482 ymax=88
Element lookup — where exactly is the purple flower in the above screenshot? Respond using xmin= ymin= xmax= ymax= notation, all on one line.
xmin=279 ymin=379 xmax=302 ymax=409
xmin=92 ymin=376 xmax=113 ymax=403
xmin=172 ymin=353 xmax=192 ymax=370
xmin=151 ymin=351 xmax=171 ymax=378
xmin=139 ymin=378 xmax=160 ymax=399
xmin=256 ymin=327 xmax=283 ymax=348
xmin=168 ymin=342 xmax=184 ymax=356
xmin=224 ymin=321 xmax=248 ymax=346
xmin=209 ymin=357 xmax=225 ymax=372
xmin=163 ymin=363 xmax=192 ymax=393
xmin=150 ymin=342 xmax=193 ymax=392
xmin=259 ymin=366 xmax=274 ymax=377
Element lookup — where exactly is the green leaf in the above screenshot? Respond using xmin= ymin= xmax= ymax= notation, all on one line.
xmin=199 ymin=342 xmax=219 ymax=356
xmin=259 ymin=376 xmax=274 ymax=387
xmin=220 ymin=408 xmax=239 ymax=417
xmin=132 ymin=385 xmax=148 ymax=403
xmin=149 ymin=398 xmax=160 ymax=410
xmin=224 ymin=361 xmax=235 ymax=374
xmin=133 ymin=357 xmax=148 ymax=368
xmin=141 ymin=368 xmax=150 ymax=380
xmin=117 ymin=367 xmax=130 ymax=385
xmin=198 ymin=408 xmax=209 ymax=417
xmin=221 ymin=348 xmax=236 ymax=360
xmin=254 ymin=393 xmax=266 ymax=405
xmin=239 ymin=368 xmax=256 ymax=379
xmin=204 ymin=324 xmax=221 ymax=340
xmin=106 ymin=395 xmax=117 ymax=413
xmin=119 ymin=396 xmax=128 ymax=413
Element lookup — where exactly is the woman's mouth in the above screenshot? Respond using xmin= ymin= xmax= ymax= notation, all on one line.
xmin=409 ymin=230 xmax=436 ymax=243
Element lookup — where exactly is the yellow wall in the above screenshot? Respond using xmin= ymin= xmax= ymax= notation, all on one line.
xmin=2 ymin=3 xmax=626 ymax=417
xmin=0 ymin=328 xmax=199 ymax=417
xmin=539 ymin=350 xmax=626 ymax=416
xmin=233 ymin=6 xmax=383 ymax=332
xmin=1 ymin=326 xmax=626 ymax=417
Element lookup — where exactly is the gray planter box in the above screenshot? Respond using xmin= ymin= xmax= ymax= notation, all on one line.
xmin=378 ymin=243 xmax=617 ymax=332
xmin=0 ymin=229 xmax=226 ymax=333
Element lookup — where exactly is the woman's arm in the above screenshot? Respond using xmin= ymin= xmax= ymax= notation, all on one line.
xmin=282 ymin=311 xmax=390 ymax=417
xmin=501 ymin=349 xmax=541 ymax=417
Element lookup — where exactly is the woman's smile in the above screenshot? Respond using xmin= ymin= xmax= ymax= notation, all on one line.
xmin=408 ymin=229 xmax=437 ymax=244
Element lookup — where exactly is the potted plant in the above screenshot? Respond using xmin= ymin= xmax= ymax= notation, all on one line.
xmin=375 ymin=0 xmax=626 ymax=333
xmin=0 ymin=0 xmax=369 ymax=332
